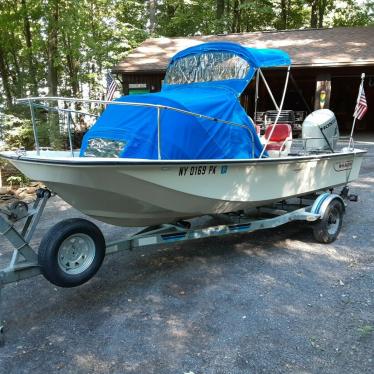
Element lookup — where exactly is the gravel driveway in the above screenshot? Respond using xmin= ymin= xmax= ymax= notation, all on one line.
xmin=0 ymin=141 xmax=373 ymax=374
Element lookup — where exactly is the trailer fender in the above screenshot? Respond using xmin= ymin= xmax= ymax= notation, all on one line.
xmin=311 ymin=192 xmax=346 ymax=217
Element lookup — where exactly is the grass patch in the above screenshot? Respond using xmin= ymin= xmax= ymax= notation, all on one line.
xmin=358 ymin=325 xmax=374 ymax=338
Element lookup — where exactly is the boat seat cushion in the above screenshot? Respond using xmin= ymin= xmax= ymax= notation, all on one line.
xmin=263 ymin=124 xmax=292 ymax=157
xmin=264 ymin=123 xmax=292 ymax=142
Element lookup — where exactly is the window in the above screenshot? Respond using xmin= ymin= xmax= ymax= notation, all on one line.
xmin=83 ymin=138 xmax=126 ymax=158
xmin=164 ymin=51 xmax=250 ymax=85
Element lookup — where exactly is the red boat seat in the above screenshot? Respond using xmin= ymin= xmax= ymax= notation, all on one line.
xmin=264 ymin=124 xmax=292 ymax=143
xmin=263 ymin=124 xmax=292 ymax=156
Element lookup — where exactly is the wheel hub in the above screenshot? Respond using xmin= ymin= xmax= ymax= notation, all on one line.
xmin=327 ymin=208 xmax=340 ymax=235
xmin=58 ymin=234 xmax=96 ymax=274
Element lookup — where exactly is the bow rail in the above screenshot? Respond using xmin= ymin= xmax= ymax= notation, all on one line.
xmin=16 ymin=96 xmax=256 ymax=159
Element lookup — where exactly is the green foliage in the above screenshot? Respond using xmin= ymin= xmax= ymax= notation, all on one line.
xmin=2 ymin=114 xmax=34 ymax=149
xmin=157 ymin=0 xmax=217 ymax=36
xmin=240 ymin=1 xmax=276 ymax=31
xmin=156 ymin=1 xmax=373 ymax=36
xmin=333 ymin=0 xmax=374 ymax=26
xmin=273 ymin=0 xmax=310 ymax=30
xmin=0 ymin=112 xmax=54 ymax=150
xmin=0 ymin=0 xmax=151 ymax=111
xmin=0 ymin=0 xmax=372 ymax=151
xmin=6 ymin=174 xmax=30 ymax=187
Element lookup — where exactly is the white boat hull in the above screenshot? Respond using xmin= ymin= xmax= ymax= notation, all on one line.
xmin=1 ymin=150 xmax=365 ymax=226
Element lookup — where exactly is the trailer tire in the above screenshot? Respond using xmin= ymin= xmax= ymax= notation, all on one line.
xmin=38 ymin=218 xmax=106 ymax=287
xmin=313 ymin=199 xmax=344 ymax=244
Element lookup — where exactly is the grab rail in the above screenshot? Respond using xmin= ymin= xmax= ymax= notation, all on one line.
xmin=16 ymin=96 xmax=256 ymax=159
xmin=29 ymin=102 xmax=99 ymax=118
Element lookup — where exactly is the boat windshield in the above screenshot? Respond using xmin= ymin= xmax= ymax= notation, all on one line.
xmin=84 ymin=138 xmax=126 ymax=158
xmin=164 ymin=51 xmax=250 ymax=85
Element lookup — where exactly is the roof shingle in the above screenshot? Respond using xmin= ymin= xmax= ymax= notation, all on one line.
xmin=112 ymin=27 xmax=374 ymax=72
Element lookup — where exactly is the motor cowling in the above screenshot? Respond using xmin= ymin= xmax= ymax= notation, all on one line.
xmin=302 ymin=109 xmax=339 ymax=151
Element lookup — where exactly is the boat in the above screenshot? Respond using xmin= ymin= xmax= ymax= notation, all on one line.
xmin=0 ymin=43 xmax=367 ymax=333
xmin=0 ymin=42 xmax=366 ymax=227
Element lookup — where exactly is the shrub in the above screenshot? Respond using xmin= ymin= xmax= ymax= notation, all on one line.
xmin=2 ymin=114 xmax=34 ymax=149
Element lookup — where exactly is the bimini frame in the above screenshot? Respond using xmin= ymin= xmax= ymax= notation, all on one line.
xmin=252 ymin=65 xmax=351 ymax=156
xmin=256 ymin=66 xmax=291 ymax=158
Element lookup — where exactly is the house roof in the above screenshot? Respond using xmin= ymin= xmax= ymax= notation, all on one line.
xmin=112 ymin=27 xmax=374 ymax=73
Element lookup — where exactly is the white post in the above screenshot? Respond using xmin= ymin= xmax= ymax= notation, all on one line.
xmin=157 ymin=107 xmax=161 ymax=160
xmin=28 ymin=99 xmax=40 ymax=155
xmin=67 ymin=113 xmax=74 ymax=157
xmin=254 ymin=69 xmax=260 ymax=127
xmin=348 ymin=73 xmax=365 ymax=150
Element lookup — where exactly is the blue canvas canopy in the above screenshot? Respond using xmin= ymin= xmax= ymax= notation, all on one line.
xmin=170 ymin=41 xmax=291 ymax=70
xmin=163 ymin=41 xmax=291 ymax=94
xmin=80 ymin=42 xmax=291 ymax=160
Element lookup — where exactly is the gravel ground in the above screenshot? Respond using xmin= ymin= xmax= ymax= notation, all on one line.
xmin=0 ymin=141 xmax=373 ymax=374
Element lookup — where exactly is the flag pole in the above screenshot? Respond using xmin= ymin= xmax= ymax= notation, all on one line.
xmin=348 ymin=73 xmax=365 ymax=150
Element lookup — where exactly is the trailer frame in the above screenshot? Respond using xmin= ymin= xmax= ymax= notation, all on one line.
xmin=0 ymin=189 xmax=346 ymax=346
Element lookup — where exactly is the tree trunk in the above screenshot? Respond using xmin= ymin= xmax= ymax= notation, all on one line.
xmin=216 ymin=0 xmax=225 ymax=32
xmin=63 ymin=33 xmax=79 ymax=98
xmin=217 ymin=0 xmax=225 ymax=19
xmin=0 ymin=47 xmax=13 ymax=108
xmin=225 ymin=0 xmax=231 ymax=17
xmin=149 ymin=0 xmax=157 ymax=34
xmin=47 ymin=1 xmax=59 ymax=97
xmin=46 ymin=1 xmax=60 ymax=149
xmin=310 ymin=0 xmax=318 ymax=28
xmin=9 ymin=47 xmax=22 ymax=96
xmin=166 ymin=3 xmax=176 ymax=19
xmin=318 ymin=0 xmax=327 ymax=28
xmin=232 ymin=0 xmax=240 ymax=33
xmin=280 ymin=0 xmax=287 ymax=29
xmin=21 ymin=0 xmax=38 ymax=96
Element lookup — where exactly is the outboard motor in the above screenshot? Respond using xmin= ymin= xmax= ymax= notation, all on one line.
xmin=302 ymin=109 xmax=339 ymax=152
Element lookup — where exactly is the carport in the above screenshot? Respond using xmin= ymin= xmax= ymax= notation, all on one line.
xmin=112 ymin=27 xmax=374 ymax=133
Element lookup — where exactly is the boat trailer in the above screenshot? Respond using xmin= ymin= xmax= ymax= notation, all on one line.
xmin=0 ymin=188 xmax=353 ymax=346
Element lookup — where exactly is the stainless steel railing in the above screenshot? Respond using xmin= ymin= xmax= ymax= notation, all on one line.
xmin=290 ymin=136 xmax=341 ymax=155
xmin=16 ymin=96 xmax=256 ymax=159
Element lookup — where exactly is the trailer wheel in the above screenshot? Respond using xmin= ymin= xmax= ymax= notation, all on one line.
xmin=38 ymin=218 xmax=106 ymax=287
xmin=313 ymin=199 xmax=344 ymax=243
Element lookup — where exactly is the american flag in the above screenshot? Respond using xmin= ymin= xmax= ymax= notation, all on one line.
xmin=353 ymin=87 xmax=368 ymax=120
xmin=105 ymin=73 xmax=117 ymax=101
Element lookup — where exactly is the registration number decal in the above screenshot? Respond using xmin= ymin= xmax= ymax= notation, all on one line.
xmin=179 ymin=165 xmax=228 ymax=176
xmin=334 ymin=160 xmax=353 ymax=171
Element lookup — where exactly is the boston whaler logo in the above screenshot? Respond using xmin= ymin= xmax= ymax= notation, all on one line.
xmin=334 ymin=160 xmax=353 ymax=172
